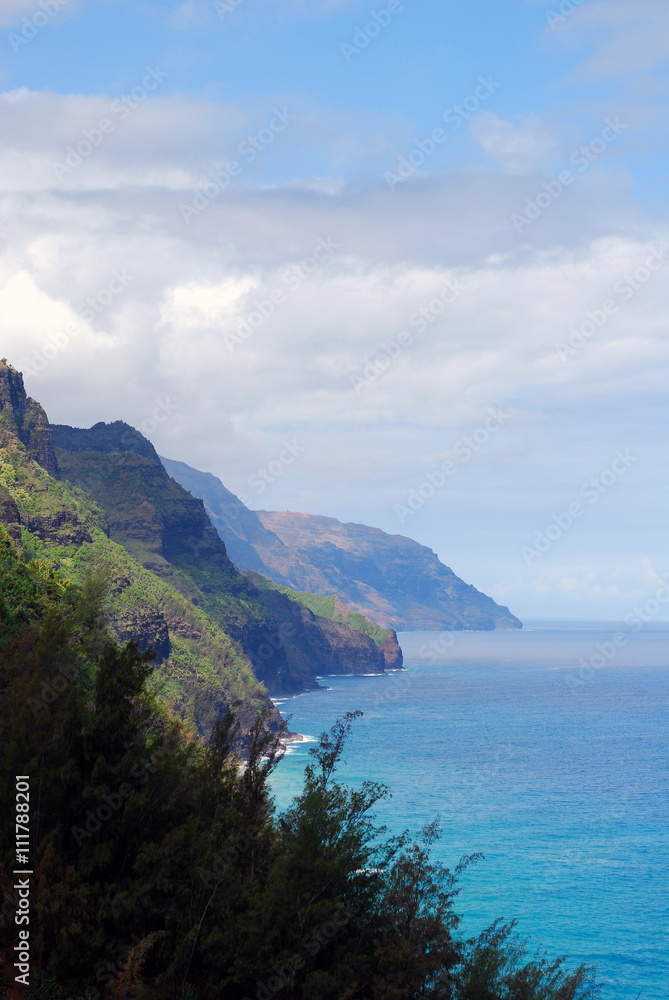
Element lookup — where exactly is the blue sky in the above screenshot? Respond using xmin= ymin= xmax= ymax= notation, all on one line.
xmin=3 ymin=1 xmax=571 ymax=105
xmin=1 ymin=0 xmax=668 ymax=620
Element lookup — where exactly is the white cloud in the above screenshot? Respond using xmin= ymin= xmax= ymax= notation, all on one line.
xmin=0 ymin=88 xmax=247 ymax=193
xmin=159 ymin=276 xmax=258 ymax=331
xmin=548 ymin=0 xmax=669 ymax=87
xmin=470 ymin=113 xmax=557 ymax=174
xmin=1 ymin=86 xmax=668 ymax=615
xmin=0 ymin=270 xmax=115 ymax=373
xmin=491 ymin=557 xmax=669 ymax=617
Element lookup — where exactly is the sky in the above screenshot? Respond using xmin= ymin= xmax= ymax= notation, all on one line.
xmin=1 ymin=0 xmax=668 ymax=621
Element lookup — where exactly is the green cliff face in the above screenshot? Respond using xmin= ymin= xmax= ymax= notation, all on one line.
xmin=0 ymin=413 xmax=268 ymax=733
xmin=248 ymin=575 xmax=404 ymax=670
xmin=0 ymin=362 xmax=406 ymax=729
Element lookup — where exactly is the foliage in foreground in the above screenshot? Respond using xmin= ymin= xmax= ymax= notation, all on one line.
xmin=0 ymin=541 xmax=598 ymax=1000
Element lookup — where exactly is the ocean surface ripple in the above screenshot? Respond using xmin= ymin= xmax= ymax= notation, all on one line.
xmin=271 ymin=621 xmax=669 ymax=1000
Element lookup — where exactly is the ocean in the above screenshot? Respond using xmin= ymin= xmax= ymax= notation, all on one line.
xmin=270 ymin=622 xmax=669 ymax=999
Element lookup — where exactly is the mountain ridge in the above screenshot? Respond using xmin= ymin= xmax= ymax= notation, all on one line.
xmin=161 ymin=457 xmax=522 ymax=632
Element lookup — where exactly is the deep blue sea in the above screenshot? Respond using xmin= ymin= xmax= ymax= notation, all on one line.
xmin=270 ymin=622 xmax=669 ymax=1000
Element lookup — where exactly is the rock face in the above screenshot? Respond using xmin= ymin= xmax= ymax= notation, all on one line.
xmin=25 ymin=509 xmax=93 ymax=546
xmin=162 ymin=458 xmax=522 ymax=632
xmin=160 ymin=457 xmax=287 ymax=575
xmin=0 ymin=362 xmax=58 ymax=476
xmin=111 ymin=602 xmax=171 ymax=663
xmin=0 ymin=486 xmax=22 ymax=544
xmin=54 ymin=421 xmax=231 ymax=572
xmin=257 ymin=511 xmax=521 ymax=631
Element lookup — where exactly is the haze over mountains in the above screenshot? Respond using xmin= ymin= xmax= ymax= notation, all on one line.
xmin=162 ymin=457 xmax=522 ymax=632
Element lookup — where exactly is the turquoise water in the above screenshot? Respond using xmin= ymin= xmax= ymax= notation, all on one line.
xmin=271 ymin=622 xmax=669 ymax=999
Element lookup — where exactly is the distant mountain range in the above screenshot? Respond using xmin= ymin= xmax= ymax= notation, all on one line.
xmin=161 ymin=458 xmax=521 ymax=632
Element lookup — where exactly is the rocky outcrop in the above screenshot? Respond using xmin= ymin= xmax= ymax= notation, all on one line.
xmin=25 ymin=509 xmax=93 ymax=546
xmin=379 ymin=632 xmax=403 ymax=669
xmin=0 ymin=486 xmax=22 ymax=544
xmin=0 ymin=362 xmax=58 ymax=476
xmin=53 ymin=422 xmax=227 ymax=571
xmin=109 ymin=602 xmax=171 ymax=662
xmin=0 ymin=481 xmax=92 ymax=547
xmin=162 ymin=459 xmax=522 ymax=632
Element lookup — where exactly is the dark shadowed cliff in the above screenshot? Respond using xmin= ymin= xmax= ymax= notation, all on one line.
xmin=0 ymin=362 xmax=58 ymax=475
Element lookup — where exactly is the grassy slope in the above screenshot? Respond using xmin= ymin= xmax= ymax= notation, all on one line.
xmin=0 ymin=428 xmax=266 ymax=731
xmin=249 ymin=574 xmax=394 ymax=647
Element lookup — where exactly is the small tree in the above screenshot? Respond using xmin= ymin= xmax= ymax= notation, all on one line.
xmin=373 ymin=821 xmax=480 ymax=1000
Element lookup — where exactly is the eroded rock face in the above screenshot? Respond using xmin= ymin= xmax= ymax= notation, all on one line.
xmin=26 ymin=510 xmax=93 ymax=546
xmin=0 ymin=363 xmax=58 ymax=477
xmin=379 ymin=633 xmax=403 ymax=670
xmin=0 ymin=486 xmax=22 ymax=544
xmin=256 ymin=511 xmax=522 ymax=631
xmin=108 ymin=603 xmax=171 ymax=663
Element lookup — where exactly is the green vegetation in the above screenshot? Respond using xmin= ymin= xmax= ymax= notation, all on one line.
xmin=251 ymin=577 xmax=393 ymax=648
xmin=0 ymin=426 xmax=267 ymax=731
xmin=0 ymin=547 xmax=598 ymax=998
